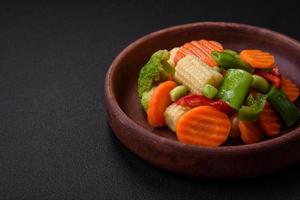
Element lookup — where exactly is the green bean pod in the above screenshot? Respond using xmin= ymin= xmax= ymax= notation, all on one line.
xmin=267 ymin=86 xmax=299 ymax=127
xmin=217 ymin=69 xmax=253 ymax=110
xmin=211 ymin=51 xmax=254 ymax=73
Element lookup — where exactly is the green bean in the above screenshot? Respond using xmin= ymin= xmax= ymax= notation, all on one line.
xmin=224 ymin=49 xmax=239 ymax=58
xmin=170 ymin=85 xmax=188 ymax=101
xmin=267 ymin=86 xmax=299 ymax=127
xmin=202 ymin=84 xmax=218 ymax=99
xmin=251 ymin=75 xmax=270 ymax=93
xmin=211 ymin=51 xmax=254 ymax=73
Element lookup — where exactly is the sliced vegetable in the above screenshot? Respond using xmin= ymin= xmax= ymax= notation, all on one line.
xmin=176 ymin=106 xmax=231 ymax=147
xmin=176 ymin=94 xmax=236 ymax=116
xmin=138 ymin=50 xmax=175 ymax=99
xmin=251 ymin=75 xmax=270 ymax=93
xmin=255 ymin=71 xmax=281 ymax=88
xmin=238 ymin=93 xmax=266 ymax=121
xmin=174 ymin=39 xmax=224 ymax=67
xmin=164 ymin=103 xmax=190 ymax=132
xmin=217 ymin=69 xmax=253 ymax=110
xmin=267 ymin=86 xmax=299 ymax=127
xmin=240 ymin=50 xmax=275 ymax=68
xmin=281 ymin=76 xmax=299 ymax=102
xmin=147 ymin=81 xmax=177 ymax=127
xmin=170 ymin=85 xmax=188 ymax=102
xmin=202 ymin=84 xmax=218 ymax=99
xmin=239 ymin=120 xmax=264 ymax=144
xmin=211 ymin=51 xmax=253 ymax=73
xmin=258 ymin=102 xmax=281 ymax=136
xmin=174 ymin=55 xmax=223 ymax=94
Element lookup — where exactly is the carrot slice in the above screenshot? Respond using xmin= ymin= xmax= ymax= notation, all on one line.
xmin=174 ymin=39 xmax=224 ymax=67
xmin=240 ymin=50 xmax=275 ymax=68
xmin=184 ymin=42 xmax=206 ymax=61
xmin=192 ymin=41 xmax=217 ymax=66
xmin=281 ymin=76 xmax=299 ymax=102
xmin=258 ymin=102 xmax=281 ymax=136
xmin=238 ymin=120 xmax=263 ymax=144
xmin=209 ymin=40 xmax=224 ymax=51
xmin=176 ymin=106 xmax=231 ymax=147
xmin=147 ymin=81 xmax=177 ymax=127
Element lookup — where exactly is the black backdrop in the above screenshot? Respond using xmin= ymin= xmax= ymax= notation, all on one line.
xmin=1 ymin=1 xmax=300 ymax=199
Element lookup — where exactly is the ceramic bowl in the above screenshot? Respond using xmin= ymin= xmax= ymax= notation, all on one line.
xmin=104 ymin=22 xmax=300 ymax=179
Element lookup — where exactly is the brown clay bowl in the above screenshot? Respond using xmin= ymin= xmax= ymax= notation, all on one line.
xmin=104 ymin=22 xmax=300 ymax=179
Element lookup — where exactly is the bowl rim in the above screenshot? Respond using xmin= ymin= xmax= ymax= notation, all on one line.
xmin=105 ymin=21 xmax=300 ymax=154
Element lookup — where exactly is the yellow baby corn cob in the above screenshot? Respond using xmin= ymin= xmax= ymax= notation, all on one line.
xmin=174 ymin=55 xmax=223 ymax=94
xmin=164 ymin=103 xmax=190 ymax=132
xmin=167 ymin=47 xmax=179 ymax=67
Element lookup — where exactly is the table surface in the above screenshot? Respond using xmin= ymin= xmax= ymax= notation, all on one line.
xmin=1 ymin=1 xmax=300 ymax=200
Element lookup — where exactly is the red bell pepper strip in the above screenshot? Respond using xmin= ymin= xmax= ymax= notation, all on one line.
xmin=255 ymin=71 xmax=281 ymax=88
xmin=176 ymin=94 xmax=235 ymax=116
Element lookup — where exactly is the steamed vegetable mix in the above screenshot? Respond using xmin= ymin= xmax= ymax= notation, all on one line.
xmin=137 ymin=39 xmax=299 ymax=147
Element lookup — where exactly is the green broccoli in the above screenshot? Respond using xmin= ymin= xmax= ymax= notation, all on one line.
xmin=141 ymin=87 xmax=155 ymax=111
xmin=137 ymin=50 xmax=175 ymax=104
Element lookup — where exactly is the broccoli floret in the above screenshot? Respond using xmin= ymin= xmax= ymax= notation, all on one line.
xmin=137 ymin=50 xmax=174 ymax=100
xmin=141 ymin=87 xmax=155 ymax=111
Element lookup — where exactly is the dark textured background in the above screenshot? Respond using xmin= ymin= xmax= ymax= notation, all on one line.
xmin=1 ymin=1 xmax=300 ymax=199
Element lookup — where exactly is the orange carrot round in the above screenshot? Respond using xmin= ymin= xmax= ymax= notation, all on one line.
xmin=174 ymin=39 xmax=224 ymax=67
xmin=147 ymin=81 xmax=177 ymax=127
xmin=240 ymin=50 xmax=275 ymax=68
xmin=238 ymin=120 xmax=263 ymax=144
xmin=258 ymin=102 xmax=281 ymax=136
xmin=176 ymin=106 xmax=231 ymax=147
xmin=281 ymin=76 xmax=299 ymax=102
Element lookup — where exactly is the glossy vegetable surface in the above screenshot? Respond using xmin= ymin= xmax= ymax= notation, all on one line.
xmin=217 ymin=69 xmax=253 ymax=110
xmin=267 ymin=86 xmax=299 ymax=127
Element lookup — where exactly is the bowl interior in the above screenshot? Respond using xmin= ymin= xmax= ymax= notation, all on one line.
xmin=111 ymin=23 xmax=300 ymax=146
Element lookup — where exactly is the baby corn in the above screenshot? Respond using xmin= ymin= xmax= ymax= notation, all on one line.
xmin=174 ymin=55 xmax=223 ymax=94
xmin=167 ymin=47 xmax=179 ymax=67
xmin=164 ymin=103 xmax=190 ymax=132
